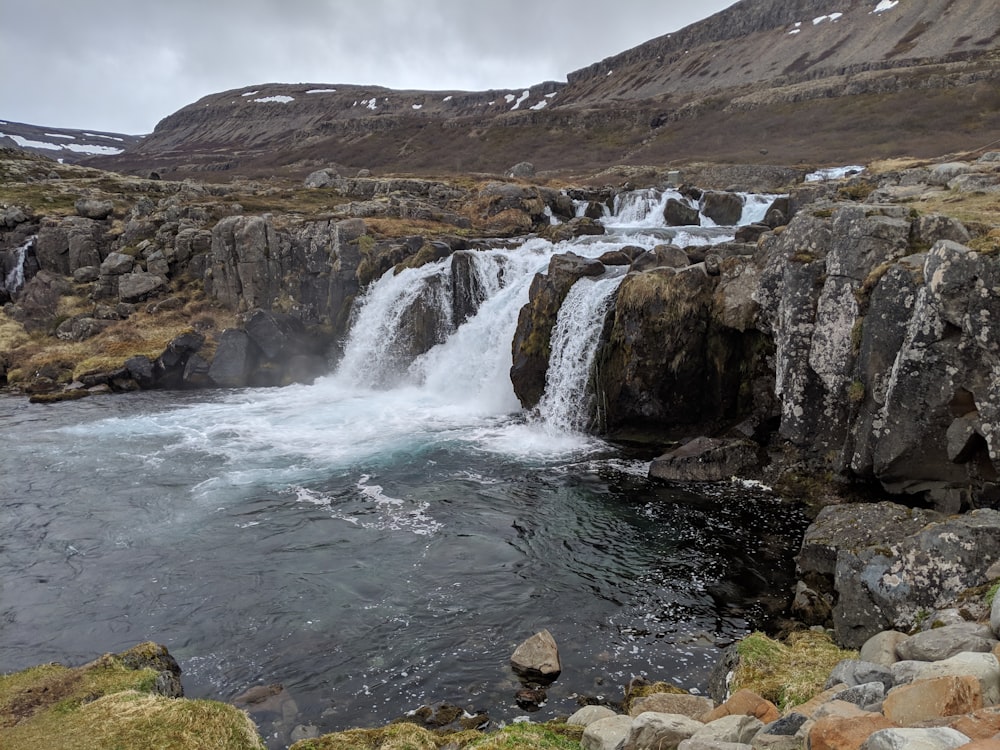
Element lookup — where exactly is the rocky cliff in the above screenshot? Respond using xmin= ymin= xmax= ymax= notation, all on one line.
xmin=85 ymin=0 xmax=1000 ymax=178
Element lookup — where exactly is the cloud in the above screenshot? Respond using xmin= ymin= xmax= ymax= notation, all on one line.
xmin=1 ymin=0 xmax=733 ymax=134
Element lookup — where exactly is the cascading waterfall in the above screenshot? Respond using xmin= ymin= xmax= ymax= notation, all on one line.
xmin=534 ymin=272 xmax=625 ymax=432
xmin=2 ymin=237 xmax=31 ymax=297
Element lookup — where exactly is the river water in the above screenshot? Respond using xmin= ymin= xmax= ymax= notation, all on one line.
xmin=0 ymin=188 xmax=806 ymax=744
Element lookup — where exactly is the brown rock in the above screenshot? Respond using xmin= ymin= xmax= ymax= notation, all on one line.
xmin=702 ymin=689 xmax=779 ymax=724
xmin=949 ymin=707 xmax=1000 ymax=741
xmin=628 ymin=692 xmax=714 ymax=719
xmin=883 ymin=675 xmax=983 ymax=726
xmin=808 ymin=714 xmax=896 ymax=750
xmin=510 ymin=629 xmax=561 ymax=682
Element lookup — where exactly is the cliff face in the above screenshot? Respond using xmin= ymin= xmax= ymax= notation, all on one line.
xmin=88 ymin=0 xmax=1000 ymax=178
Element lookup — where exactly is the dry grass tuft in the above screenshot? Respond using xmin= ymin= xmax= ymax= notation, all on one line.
xmin=731 ymin=630 xmax=856 ymax=711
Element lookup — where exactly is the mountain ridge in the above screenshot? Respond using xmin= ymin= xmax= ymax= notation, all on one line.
xmin=53 ymin=0 xmax=1000 ymax=177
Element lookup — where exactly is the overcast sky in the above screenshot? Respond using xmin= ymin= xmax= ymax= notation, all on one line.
xmin=2 ymin=1 xmax=734 ymax=135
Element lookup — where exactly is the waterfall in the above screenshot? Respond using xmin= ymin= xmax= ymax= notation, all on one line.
xmin=2 ymin=237 xmax=31 ymax=297
xmin=534 ymin=272 xmax=624 ymax=432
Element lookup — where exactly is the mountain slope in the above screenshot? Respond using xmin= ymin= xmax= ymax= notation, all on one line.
xmin=91 ymin=0 xmax=1000 ymax=178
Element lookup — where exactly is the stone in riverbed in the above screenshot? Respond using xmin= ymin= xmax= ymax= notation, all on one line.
xmin=649 ymin=437 xmax=761 ymax=482
xmin=510 ymin=629 xmax=561 ymax=683
xmin=568 ymin=705 xmax=620 ymax=727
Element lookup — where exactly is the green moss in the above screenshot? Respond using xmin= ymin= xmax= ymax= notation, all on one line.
xmin=848 ymin=380 xmax=865 ymax=406
xmin=732 ymin=631 xmax=857 ymax=711
xmin=985 ymin=581 xmax=1000 ymax=609
xmin=290 ymin=722 xmax=441 ymax=750
xmin=464 ymin=722 xmax=582 ymax=749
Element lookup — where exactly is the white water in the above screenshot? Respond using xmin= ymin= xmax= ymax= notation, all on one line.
xmin=3 ymin=237 xmax=30 ymax=296
xmin=535 ymin=271 xmax=625 ymax=432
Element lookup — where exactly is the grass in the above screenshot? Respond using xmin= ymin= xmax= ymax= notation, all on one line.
xmin=289 ymin=721 xmax=583 ymax=750
xmin=0 ymin=644 xmax=265 ymax=750
xmin=731 ymin=631 xmax=857 ymax=711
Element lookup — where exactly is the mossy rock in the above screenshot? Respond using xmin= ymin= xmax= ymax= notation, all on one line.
xmin=0 ymin=643 xmax=265 ymax=750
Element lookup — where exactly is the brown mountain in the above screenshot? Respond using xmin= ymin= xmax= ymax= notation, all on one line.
xmin=93 ymin=0 xmax=1000 ymax=179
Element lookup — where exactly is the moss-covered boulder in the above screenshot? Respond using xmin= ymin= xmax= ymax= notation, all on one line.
xmin=0 ymin=642 xmax=265 ymax=750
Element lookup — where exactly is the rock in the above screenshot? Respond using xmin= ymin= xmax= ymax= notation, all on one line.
xmin=949 ymin=707 xmax=1000 ymax=740
xmin=701 ymin=192 xmax=745 ymax=225
xmin=630 ymin=244 xmax=690 ymax=272
xmin=860 ymin=727 xmax=972 ymax=750
xmin=760 ymin=713 xmax=808 ymax=737
xmin=829 ymin=681 xmax=886 ymax=709
xmin=569 ymin=705 xmax=620 ymax=727
xmin=304 ymin=168 xmax=338 ymax=188
xmin=812 ymin=700 xmax=873 ymax=721
xmin=808 ymin=714 xmax=896 ymax=750
xmin=510 ymin=629 xmax=561 ymax=683
xmin=911 ymin=652 xmax=1000 ymax=705
xmin=208 ymin=329 xmax=259 ymax=388
xmin=118 ymin=271 xmax=166 ymax=303
xmin=664 ymin=198 xmax=701 ymax=227
xmin=882 ymin=675 xmax=983 ymax=725
xmin=75 ymin=198 xmax=114 ymax=220
xmin=992 ymin=592 xmax=1000 ymax=639
xmin=691 ymin=714 xmax=763 ymax=744
xmin=791 ymin=582 xmax=833 ymax=626
xmin=860 ymin=631 xmax=910 ymax=667
xmin=679 ymin=740 xmax=752 ymax=750
xmin=541 ymin=216 xmax=607 ymax=242
xmin=928 ymin=162 xmax=971 ymax=186
xmin=624 ymin=712 xmax=704 ymax=750
xmin=100 ymin=252 xmax=135 ymax=276
xmin=825 ymin=661 xmax=894 ymax=692
xmin=895 ymin=623 xmax=997 ymax=662
xmin=506 ymin=161 xmax=536 ymax=179
xmin=649 ymin=437 xmax=761 ymax=482
xmin=582 ymin=714 xmax=634 ymax=750
xmin=734 ymin=224 xmax=769 ymax=243
xmin=629 ymin=693 xmax=714 ymax=720
xmin=834 ymin=509 xmax=1000 ymax=647
xmin=73 ymin=265 xmax=100 ymax=283
xmin=290 ymin=724 xmax=320 ymax=742
xmin=124 ymin=356 xmax=156 ymax=389
xmin=703 ymin=690 xmax=780 ymax=725
xmin=515 ymin=687 xmax=547 ymax=710
xmin=913 ymin=214 xmax=971 ymax=247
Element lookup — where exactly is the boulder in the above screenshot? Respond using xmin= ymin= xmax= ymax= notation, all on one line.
xmin=678 ymin=740 xmax=751 ymax=750
xmin=703 ymin=690 xmax=779 ymax=725
xmin=911 ymin=652 xmax=1000 ymax=705
xmin=629 ymin=693 xmax=714 ymax=720
xmin=858 ymin=631 xmax=910 ymax=667
xmin=701 ymin=192 xmax=745 ymax=226
xmin=860 ymin=727 xmax=971 ymax=750
xmin=624 ymin=712 xmax=704 ymax=750
xmin=510 ymin=629 xmax=561 ymax=683
xmin=630 ymin=244 xmax=690 ymax=272
xmin=568 ymin=705 xmax=620 ymax=727
xmin=649 ymin=437 xmax=761 ymax=482
xmin=208 ymin=329 xmax=259 ymax=388
xmin=75 ymin=198 xmax=114 ymax=220
xmin=882 ymin=675 xmax=983 ymax=725
xmin=808 ymin=714 xmax=896 ymax=750
xmin=118 ymin=271 xmax=166 ymax=303
xmin=506 ymin=161 xmax=535 ymax=179
xmin=833 ymin=509 xmax=1000 ymax=647
xmin=992 ymin=592 xmax=1000 ymax=639
xmin=829 ymin=681 xmax=886 ymax=709
xmin=664 ymin=198 xmax=701 ymax=227
xmin=825 ymin=660 xmax=894 ymax=692
xmin=690 ymin=714 xmax=763 ymax=744
xmin=100 ymin=252 xmax=134 ymax=276
xmin=583 ymin=715 xmax=634 ymax=750
xmin=895 ymin=623 xmax=997 ymax=662
xmin=304 ymin=168 xmax=338 ymax=188
xmin=949 ymin=707 xmax=1000 ymax=741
